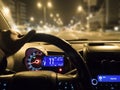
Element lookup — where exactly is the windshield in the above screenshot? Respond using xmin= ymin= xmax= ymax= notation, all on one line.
xmin=0 ymin=0 xmax=120 ymax=41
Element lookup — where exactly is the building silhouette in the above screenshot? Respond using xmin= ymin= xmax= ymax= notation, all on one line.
xmin=2 ymin=0 xmax=27 ymax=25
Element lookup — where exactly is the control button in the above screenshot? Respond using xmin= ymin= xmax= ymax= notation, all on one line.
xmin=3 ymin=83 xmax=7 ymax=87
xmin=58 ymin=82 xmax=61 ymax=85
xmin=91 ymin=79 xmax=98 ymax=86
xmin=110 ymin=87 xmax=115 ymax=90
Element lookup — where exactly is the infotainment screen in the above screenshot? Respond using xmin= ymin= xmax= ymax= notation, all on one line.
xmin=98 ymin=75 xmax=120 ymax=82
xmin=42 ymin=56 xmax=64 ymax=67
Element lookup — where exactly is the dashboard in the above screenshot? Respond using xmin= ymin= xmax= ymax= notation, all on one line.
xmin=84 ymin=44 xmax=120 ymax=90
xmin=7 ymin=42 xmax=73 ymax=74
xmin=6 ymin=42 xmax=120 ymax=90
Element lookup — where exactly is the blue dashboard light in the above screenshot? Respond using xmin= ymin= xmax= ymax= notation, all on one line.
xmin=97 ymin=75 xmax=120 ymax=82
xmin=42 ymin=56 xmax=64 ymax=67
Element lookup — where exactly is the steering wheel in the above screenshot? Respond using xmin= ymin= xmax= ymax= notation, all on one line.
xmin=0 ymin=33 xmax=93 ymax=90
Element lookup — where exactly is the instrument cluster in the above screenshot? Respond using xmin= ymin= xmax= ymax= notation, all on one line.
xmin=24 ymin=48 xmax=65 ymax=73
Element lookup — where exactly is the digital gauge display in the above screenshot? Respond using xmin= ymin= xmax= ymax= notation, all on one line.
xmin=98 ymin=75 xmax=120 ymax=82
xmin=42 ymin=56 xmax=64 ymax=67
xmin=24 ymin=48 xmax=64 ymax=71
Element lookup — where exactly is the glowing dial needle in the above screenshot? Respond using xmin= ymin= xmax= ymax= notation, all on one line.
xmin=31 ymin=59 xmax=41 ymax=65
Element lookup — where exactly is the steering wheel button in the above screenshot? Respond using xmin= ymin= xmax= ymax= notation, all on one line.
xmin=58 ymin=82 xmax=62 ymax=85
xmin=3 ymin=83 xmax=7 ymax=86
xmin=65 ymin=82 xmax=68 ymax=85
xmin=64 ymin=86 xmax=67 ymax=89
xmin=110 ymin=87 xmax=115 ymax=90
xmin=91 ymin=79 xmax=98 ymax=86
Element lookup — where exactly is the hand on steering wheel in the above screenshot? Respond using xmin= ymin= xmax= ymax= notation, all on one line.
xmin=0 ymin=30 xmax=35 ymax=56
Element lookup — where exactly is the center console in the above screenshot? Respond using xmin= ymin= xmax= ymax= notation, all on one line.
xmin=84 ymin=45 xmax=120 ymax=90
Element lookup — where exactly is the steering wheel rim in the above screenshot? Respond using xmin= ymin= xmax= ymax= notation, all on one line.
xmin=29 ymin=33 xmax=92 ymax=89
xmin=0 ymin=33 xmax=93 ymax=90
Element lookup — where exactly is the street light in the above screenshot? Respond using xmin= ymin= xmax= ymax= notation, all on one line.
xmin=50 ymin=13 xmax=53 ymax=18
xmin=89 ymin=13 xmax=93 ymax=18
xmin=40 ymin=20 xmax=43 ymax=24
xmin=37 ymin=1 xmax=53 ymax=24
xmin=37 ymin=2 xmax=42 ymax=8
xmin=77 ymin=6 xmax=83 ymax=12
xmin=2 ymin=7 xmax=10 ymax=15
xmin=47 ymin=1 xmax=52 ymax=8
xmin=56 ymin=13 xmax=60 ymax=17
xmin=70 ymin=20 xmax=74 ymax=24
xmin=30 ymin=17 xmax=34 ymax=22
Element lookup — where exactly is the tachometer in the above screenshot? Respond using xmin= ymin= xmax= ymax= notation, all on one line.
xmin=24 ymin=48 xmax=46 ymax=71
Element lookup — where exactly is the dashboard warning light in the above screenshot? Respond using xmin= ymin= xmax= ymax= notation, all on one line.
xmin=59 ymin=68 xmax=63 ymax=72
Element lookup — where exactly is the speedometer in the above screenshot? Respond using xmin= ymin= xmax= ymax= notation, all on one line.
xmin=24 ymin=48 xmax=46 ymax=71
